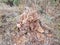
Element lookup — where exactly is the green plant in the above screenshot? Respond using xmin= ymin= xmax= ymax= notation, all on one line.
xmin=51 ymin=0 xmax=57 ymax=5
xmin=1 ymin=0 xmax=20 ymax=6
xmin=13 ymin=0 xmax=20 ymax=6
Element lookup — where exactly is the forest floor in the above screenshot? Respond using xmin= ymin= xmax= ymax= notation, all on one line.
xmin=0 ymin=0 xmax=60 ymax=45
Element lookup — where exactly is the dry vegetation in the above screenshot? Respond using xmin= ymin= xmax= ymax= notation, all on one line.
xmin=0 ymin=0 xmax=60 ymax=45
xmin=12 ymin=7 xmax=54 ymax=45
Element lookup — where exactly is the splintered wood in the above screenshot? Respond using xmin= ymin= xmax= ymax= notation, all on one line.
xmin=12 ymin=8 xmax=54 ymax=45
